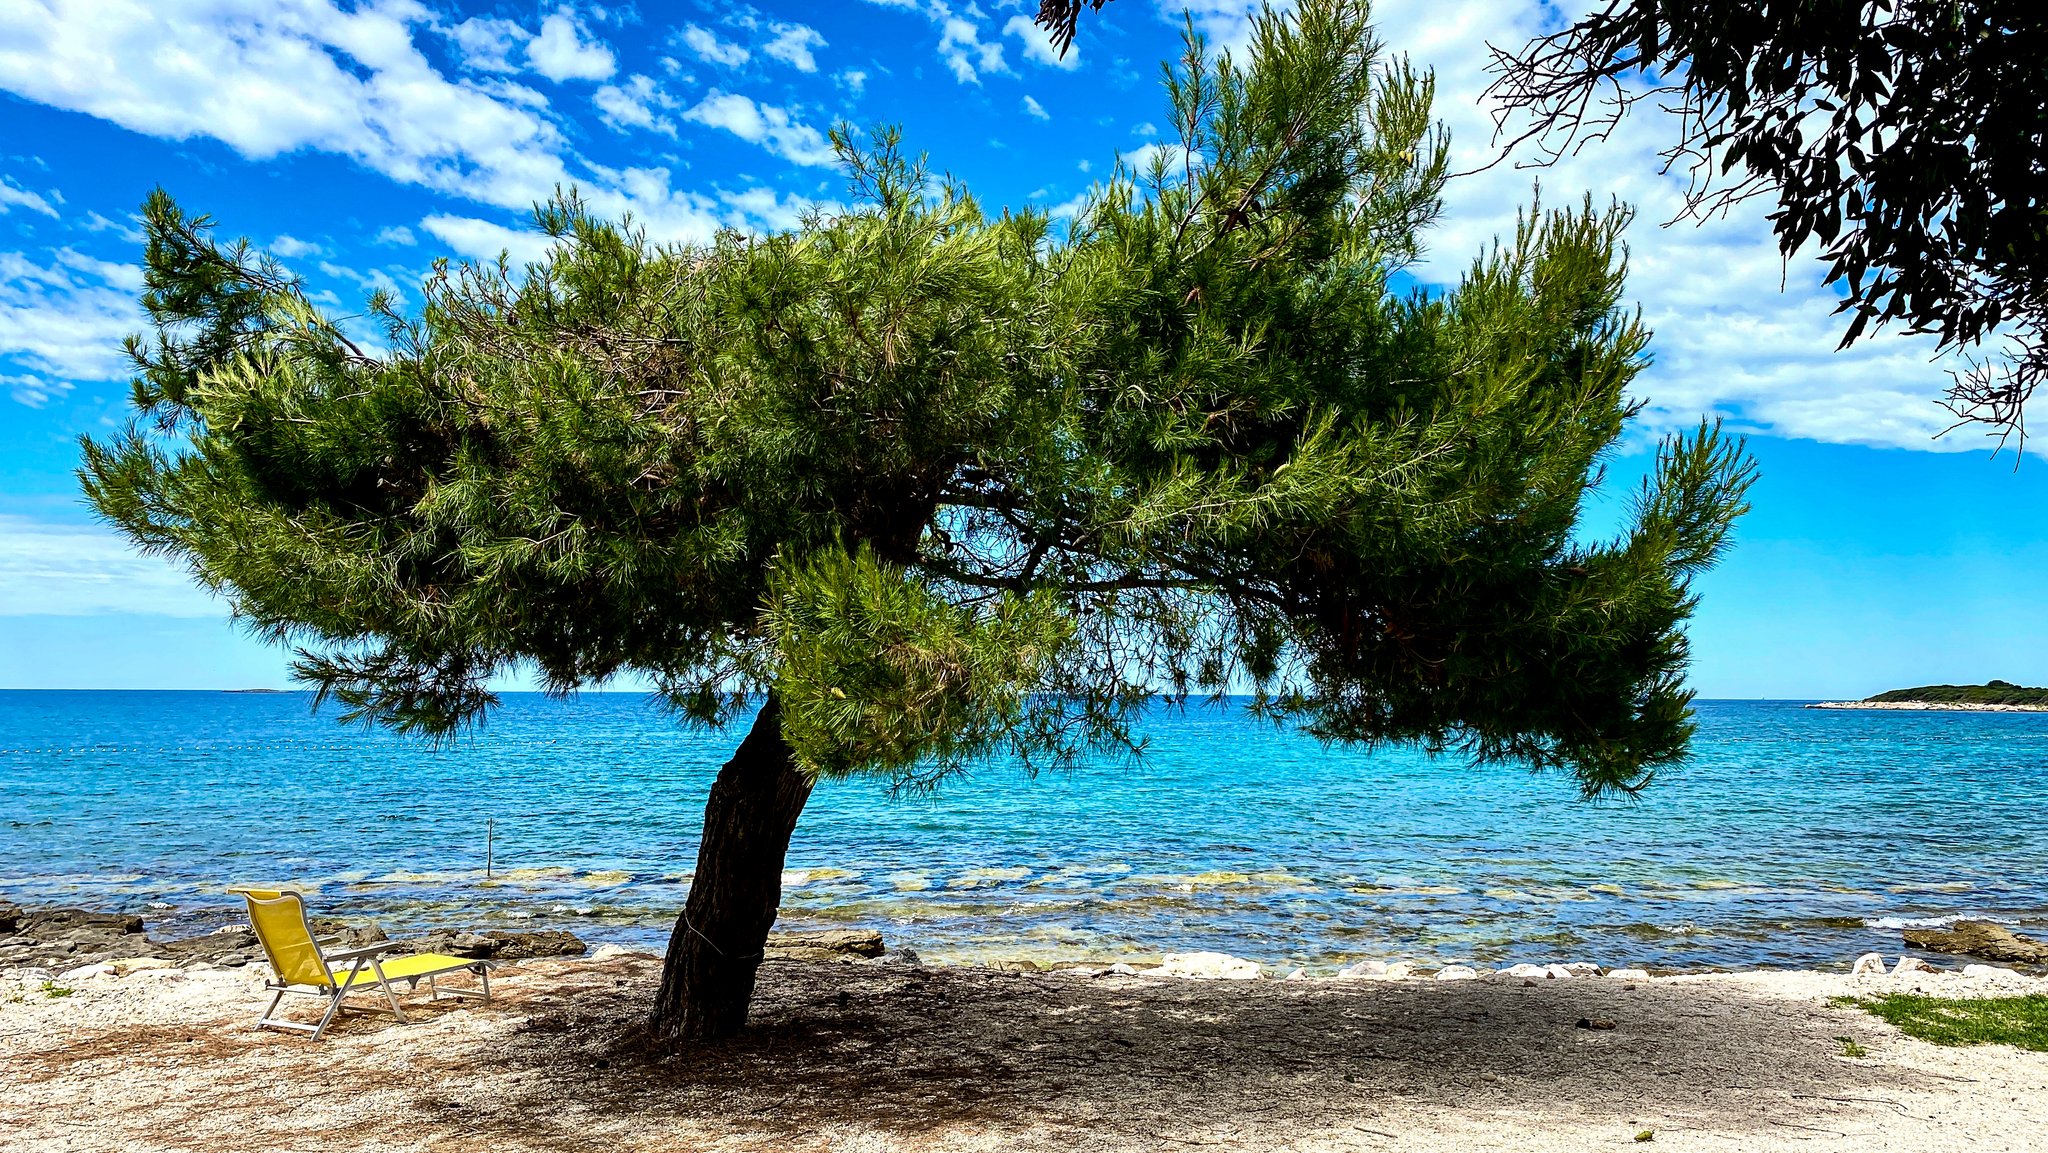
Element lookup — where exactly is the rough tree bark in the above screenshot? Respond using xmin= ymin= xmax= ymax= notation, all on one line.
xmin=649 ymin=695 xmax=815 ymax=1043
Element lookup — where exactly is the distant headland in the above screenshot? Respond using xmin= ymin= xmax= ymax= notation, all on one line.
xmin=1808 ymin=680 xmax=2048 ymax=712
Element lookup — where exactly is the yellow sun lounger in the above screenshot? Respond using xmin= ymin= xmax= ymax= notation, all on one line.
xmin=232 ymin=888 xmax=493 ymax=1040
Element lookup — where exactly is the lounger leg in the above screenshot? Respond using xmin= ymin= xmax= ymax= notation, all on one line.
xmin=311 ymin=990 xmax=347 ymax=1041
xmin=257 ymin=987 xmax=287 ymax=1029
xmin=479 ymin=965 xmax=490 ymax=1004
xmin=373 ymin=962 xmax=408 ymax=1024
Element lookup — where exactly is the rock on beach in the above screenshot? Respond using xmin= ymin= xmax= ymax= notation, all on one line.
xmin=1902 ymin=920 xmax=2048 ymax=967
xmin=1155 ymin=951 xmax=1261 ymax=980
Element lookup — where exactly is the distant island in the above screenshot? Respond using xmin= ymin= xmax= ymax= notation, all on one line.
xmin=1808 ymin=679 xmax=2048 ymax=712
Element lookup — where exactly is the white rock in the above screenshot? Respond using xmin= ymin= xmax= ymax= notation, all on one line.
xmin=1381 ymin=961 xmax=1416 ymax=980
xmin=1337 ymin=960 xmax=1388 ymax=979
xmin=1105 ymin=962 xmax=1140 ymax=976
xmin=1502 ymin=963 xmax=1549 ymax=979
xmin=1606 ymin=968 xmax=1651 ymax=980
xmin=57 ymin=963 xmax=116 ymax=983
xmin=586 ymin=943 xmax=636 ymax=962
xmin=109 ymin=956 xmax=178 ymax=975
xmin=1156 ymin=951 xmax=1261 ymax=980
xmin=1851 ymin=952 xmax=1888 ymax=976
xmin=1892 ymin=956 xmax=1938 ymax=976
xmin=1544 ymin=964 xmax=1577 ymax=980
xmin=1561 ymin=962 xmax=1601 ymax=977
xmin=1283 ymin=967 xmax=1308 ymax=981
xmin=1962 ymin=963 xmax=2028 ymax=983
xmin=1434 ymin=965 xmax=1480 ymax=981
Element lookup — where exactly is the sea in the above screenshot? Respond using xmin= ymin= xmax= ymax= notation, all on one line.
xmin=3 ymin=691 xmax=2045 ymax=973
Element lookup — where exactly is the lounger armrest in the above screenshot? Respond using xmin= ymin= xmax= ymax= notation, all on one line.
xmin=324 ymin=941 xmax=403 ymax=962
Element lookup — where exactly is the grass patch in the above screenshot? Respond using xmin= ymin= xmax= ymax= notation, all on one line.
xmin=1834 ymin=1035 xmax=1868 ymax=1058
xmin=38 ymin=982 xmax=73 ymax=999
xmin=1850 ymin=993 xmax=2048 ymax=1051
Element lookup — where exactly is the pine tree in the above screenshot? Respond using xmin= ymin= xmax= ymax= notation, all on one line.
xmin=81 ymin=0 xmax=1752 ymax=1044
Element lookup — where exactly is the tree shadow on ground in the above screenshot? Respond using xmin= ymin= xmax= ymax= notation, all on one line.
xmin=413 ymin=957 xmax=1914 ymax=1149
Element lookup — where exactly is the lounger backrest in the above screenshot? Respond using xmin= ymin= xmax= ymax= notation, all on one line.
xmin=235 ymin=889 xmax=333 ymax=988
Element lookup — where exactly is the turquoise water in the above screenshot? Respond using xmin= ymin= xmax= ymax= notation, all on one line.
xmin=3 ymin=691 xmax=2045 ymax=972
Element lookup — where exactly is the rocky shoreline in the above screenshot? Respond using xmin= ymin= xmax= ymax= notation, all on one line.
xmin=5 ymin=902 xmax=2043 ymax=988
xmin=1806 ymin=699 xmax=2048 ymax=712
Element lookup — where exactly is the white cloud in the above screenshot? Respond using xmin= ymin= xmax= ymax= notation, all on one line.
xmin=0 ymin=0 xmax=793 ymax=261
xmin=419 ymin=215 xmax=563 ymax=267
xmin=1368 ymin=0 xmax=1970 ymax=452
xmin=938 ymin=14 xmax=1009 ymax=84
xmin=445 ymin=15 xmax=529 ymax=73
xmin=683 ymin=91 xmax=838 ymax=167
xmin=375 ymin=225 xmax=416 ymax=245
xmin=0 ymin=516 xmax=232 ymax=617
xmin=269 ymin=234 xmax=324 ymax=258
xmin=719 ymin=186 xmax=836 ymax=233
xmin=836 ymin=68 xmax=868 ymax=96
xmin=0 ymin=175 xmax=59 ymax=218
xmin=0 ymin=248 xmax=140 ymax=407
xmin=761 ymin=22 xmax=827 ymax=73
xmin=859 ymin=0 xmax=1009 ymax=84
xmin=679 ymin=24 xmax=750 ymax=68
xmin=0 ymin=0 xmax=585 ymax=216
xmin=1005 ymin=13 xmax=1080 ymax=70
xmin=1022 ymin=94 xmax=1049 ymax=120
xmin=1045 ymin=190 xmax=1093 ymax=220
xmin=594 ymin=74 xmax=677 ymax=136
xmin=1121 ymin=141 xmax=1199 ymax=176
xmin=526 ymin=7 xmax=616 ymax=83
xmin=317 ymin=259 xmax=404 ymax=301
xmin=1150 ymin=0 xmax=1272 ymax=52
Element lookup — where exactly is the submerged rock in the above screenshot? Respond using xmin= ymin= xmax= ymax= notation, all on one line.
xmin=766 ymin=929 xmax=885 ymax=958
xmin=1902 ymin=920 xmax=2048 ymax=967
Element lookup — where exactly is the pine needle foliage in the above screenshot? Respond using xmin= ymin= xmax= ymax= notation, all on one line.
xmin=81 ymin=0 xmax=1753 ymax=797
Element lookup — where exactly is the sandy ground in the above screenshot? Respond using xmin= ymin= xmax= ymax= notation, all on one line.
xmin=3 ymin=952 xmax=2046 ymax=1153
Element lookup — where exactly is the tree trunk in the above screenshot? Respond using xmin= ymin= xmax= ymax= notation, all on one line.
xmin=649 ymin=696 xmax=815 ymax=1043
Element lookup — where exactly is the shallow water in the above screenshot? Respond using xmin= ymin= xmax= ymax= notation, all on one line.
xmin=3 ymin=691 xmax=2045 ymax=972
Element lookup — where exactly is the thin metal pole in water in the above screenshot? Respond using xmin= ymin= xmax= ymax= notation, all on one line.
xmin=486 ymin=818 xmax=494 ymax=880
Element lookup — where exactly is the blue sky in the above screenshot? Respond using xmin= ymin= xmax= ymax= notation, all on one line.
xmin=1 ymin=0 xmax=2043 ymax=698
